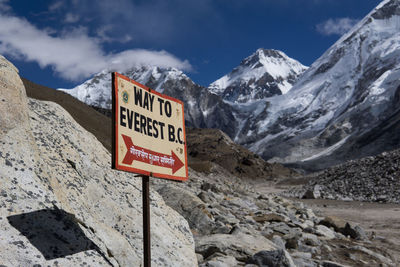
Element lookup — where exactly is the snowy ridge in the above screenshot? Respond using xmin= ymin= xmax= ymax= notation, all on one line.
xmin=208 ymin=49 xmax=307 ymax=103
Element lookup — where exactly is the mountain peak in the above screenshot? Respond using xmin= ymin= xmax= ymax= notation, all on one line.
xmin=255 ymin=48 xmax=284 ymax=58
xmin=209 ymin=48 xmax=307 ymax=103
xmin=240 ymin=49 xmax=286 ymax=68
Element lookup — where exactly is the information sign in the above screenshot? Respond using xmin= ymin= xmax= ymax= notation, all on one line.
xmin=112 ymin=72 xmax=188 ymax=181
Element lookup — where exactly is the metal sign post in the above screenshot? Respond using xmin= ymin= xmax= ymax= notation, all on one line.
xmin=135 ymin=174 xmax=151 ymax=267
xmin=142 ymin=175 xmax=151 ymax=267
xmin=112 ymin=72 xmax=188 ymax=267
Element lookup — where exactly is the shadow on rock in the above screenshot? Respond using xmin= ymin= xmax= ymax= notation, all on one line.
xmin=7 ymin=208 xmax=99 ymax=260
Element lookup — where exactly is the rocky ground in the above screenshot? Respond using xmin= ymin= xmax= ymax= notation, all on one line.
xmin=153 ymin=165 xmax=396 ymax=266
xmin=293 ymin=198 xmax=400 ymax=265
xmin=284 ymin=149 xmax=400 ymax=204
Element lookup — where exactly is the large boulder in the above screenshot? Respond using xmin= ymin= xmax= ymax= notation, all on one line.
xmin=195 ymin=233 xmax=292 ymax=263
xmin=320 ymin=216 xmax=367 ymax=240
xmin=0 ymin=55 xmax=197 ymax=266
xmin=154 ymin=183 xmax=215 ymax=236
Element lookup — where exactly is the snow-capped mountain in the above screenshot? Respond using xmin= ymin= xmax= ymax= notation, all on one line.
xmin=59 ymin=66 xmax=187 ymax=110
xmin=59 ymin=66 xmax=238 ymax=137
xmin=208 ymin=49 xmax=307 ymax=103
xmin=236 ymin=0 xmax=400 ymax=170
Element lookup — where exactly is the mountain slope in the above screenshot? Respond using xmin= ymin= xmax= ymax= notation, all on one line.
xmin=238 ymin=0 xmax=400 ymax=170
xmin=209 ymin=49 xmax=307 ymax=103
xmin=186 ymin=128 xmax=297 ymax=180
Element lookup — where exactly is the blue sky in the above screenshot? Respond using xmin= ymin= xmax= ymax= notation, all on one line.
xmin=0 ymin=0 xmax=381 ymax=89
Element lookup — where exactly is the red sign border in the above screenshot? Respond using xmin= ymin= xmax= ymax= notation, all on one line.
xmin=112 ymin=72 xmax=188 ymax=181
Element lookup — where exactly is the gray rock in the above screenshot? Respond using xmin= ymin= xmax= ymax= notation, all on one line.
xmin=291 ymin=252 xmax=317 ymax=267
xmin=272 ymin=222 xmax=293 ymax=235
xmin=319 ymin=216 xmax=347 ymax=232
xmin=293 ymin=258 xmax=317 ymax=267
xmin=322 ymin=244 xmax=332 ymax=252
xmin=291 ymin=252 xmax=311 ymax=259
xmin=283 ymin=233 xmax=301 ymax=250
xmin=201 ymin=182 xmax=221 ymax=193
xmin=342 ymin=223 xmax=367 ymax=240
xmin=261 ymin=228 xmax=274 ymax=237
xmin=199 ymin=255 xmax=239 ymax=267
xmin=215 ymin=213 xmax=240 ymax=226
xmin=155 ymin=183 xmax=215 ymax=235
xmin=212 ymin=221 xmax=232 ymax=234
xmin=303 ymin=227 xmax=315 ymax=234
xmin=247 ymin=249 xmax=295 ymax=267
xmin=296 ymin=220 xmax=314 ymax=229
xmin=315 ymin=225 xmax=336 ymax=239
xmin=0 ymin=55 xmax=197 ymax=266
xmin=198 ymin=191 xmax=214 ymax=203
xmin=195 ymin=233 xmax=277 ymax=261
xmin=244 ymin=215 xmax=256 ymax=224
xmin=285 ymin=238 xmax=299 ymax=250
xmin=197 ymin=253 xmax=204 ymax=263
xmin=229 ymin=225 xmax=245 ymax=235
xmin=301 ymin=233 xmax=321 ymax=247
xmin=272 ymin=235 xmax=286 ymax=249
xmin=303 ymin=185 xmax=322 ymax=199
xmin=351 ymin=245 xmax=394 ymax=265
xmin=297 ymin=244 xmax=319 ymax=254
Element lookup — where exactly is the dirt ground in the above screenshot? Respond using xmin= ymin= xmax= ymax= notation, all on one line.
xmin=256 ymin=182 xmax=400 ymax=265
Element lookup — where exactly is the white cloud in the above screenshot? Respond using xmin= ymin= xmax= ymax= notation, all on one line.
xmin=109 ymin=50 xmax=191 ymax=72
xmin=64 ymin=13 xmax=80 ymax=23
xmin=0 ymin=13 xmax=192 ymax=81
xmin=316 ymin=17 xmax=359 ymax=36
